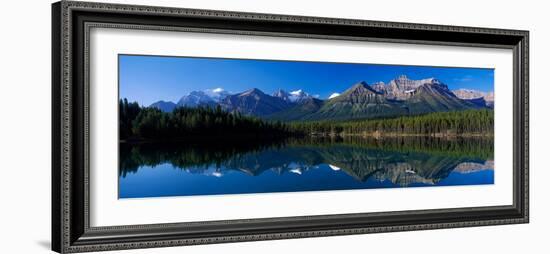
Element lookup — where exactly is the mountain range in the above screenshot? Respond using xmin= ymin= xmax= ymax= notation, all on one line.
xmin=452 ymin=88 xmax=494 ymax=108
xmin=148 ymin=75 xmax=493 ymax=121
xmin=272 ymin=89 xmax=314 ymax=102
xmin=219 ymin=88 xmax=294 ymax=116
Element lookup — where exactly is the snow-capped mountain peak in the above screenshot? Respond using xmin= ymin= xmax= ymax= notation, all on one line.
xmin=212 ymin=87 xmax=224 ymax=93
xmin=204 ymin=87 xmax=231 ymax=101
xmin=177 ymin=91 xmax=215 ymax=107
xmin=188 ymin=91 xmax=212 ymax=101
xmin=288 ymin=89 xmax=311 ymax=102
xmin=272 ymin=89 xmax=312 ymax=102
xmin=272 ymin=89 xmax=291 ymax=101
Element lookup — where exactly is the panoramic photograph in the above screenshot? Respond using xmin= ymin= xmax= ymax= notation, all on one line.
xmin=118 ymin=54 xmax=495 ymax=199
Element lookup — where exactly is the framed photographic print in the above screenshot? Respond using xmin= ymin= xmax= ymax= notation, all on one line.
xmin=52 ymin=1 xmax=529 ymax=253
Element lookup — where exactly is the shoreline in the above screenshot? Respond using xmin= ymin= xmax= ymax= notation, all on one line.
xmin=119 ymin=135 xmax=299 ymax=144
xmin=308 ymin=132 xmax=494 ymax=138
xmin=120 ymin=132 xmax=493 ymax=144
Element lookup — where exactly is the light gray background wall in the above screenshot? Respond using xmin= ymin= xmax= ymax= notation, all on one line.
xmin=0 ymin=0 xmax=546 ymax=253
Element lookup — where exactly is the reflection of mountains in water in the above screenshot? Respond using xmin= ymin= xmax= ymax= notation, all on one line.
xmin=119 ymin=137 xmax=493 ymax=187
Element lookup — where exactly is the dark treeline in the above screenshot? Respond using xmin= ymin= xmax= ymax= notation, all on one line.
xmin=289 ymin=109 xmax=493 ymax=136
xmin=120 ymin=98 xmax=493 ymax=140
xmin=119 ymin=98 xmax=297 ymax=140
xmin=119 ymin=98 xmax=141 ymax=139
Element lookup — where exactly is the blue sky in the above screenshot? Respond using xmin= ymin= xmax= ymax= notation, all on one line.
xmin=119 ymin=54 xmax=494 ymax=106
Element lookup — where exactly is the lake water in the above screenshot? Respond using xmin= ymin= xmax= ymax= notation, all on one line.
xmin=119 ymin=137 xmax=494 ymax=199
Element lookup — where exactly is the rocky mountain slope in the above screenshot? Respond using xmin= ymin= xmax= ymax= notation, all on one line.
xmin=303 ymin=81 xmax=407 ymax=120
xmin=405 ymin=82 xmax=478 ymax=114
xmin=372 ymin=75 xmax=444 ymax=100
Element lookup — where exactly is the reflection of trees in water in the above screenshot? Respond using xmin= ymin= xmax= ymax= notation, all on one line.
xmin=119 ymin=136 xmax=493 ymax=186
xmin=119 ymin=138 xmax=288 ymax=177
xmin=288 ymin=136 xmax=493 ymax=159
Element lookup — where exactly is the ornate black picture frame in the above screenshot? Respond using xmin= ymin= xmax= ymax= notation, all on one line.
xmin=52 ymin=1 xmax=529 ymax=253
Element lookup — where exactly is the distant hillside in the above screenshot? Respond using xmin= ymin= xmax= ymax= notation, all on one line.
xmin=149 ymin=100 xmax=176 ymax=112
xmin=267 ymin=97 xmax=324 ymax=121
xmin=452 ymin=89 xmax=494 ymax=108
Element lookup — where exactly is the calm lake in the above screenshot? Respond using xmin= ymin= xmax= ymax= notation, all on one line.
xmin=119 ymin=136 xmax=494 ymax=199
